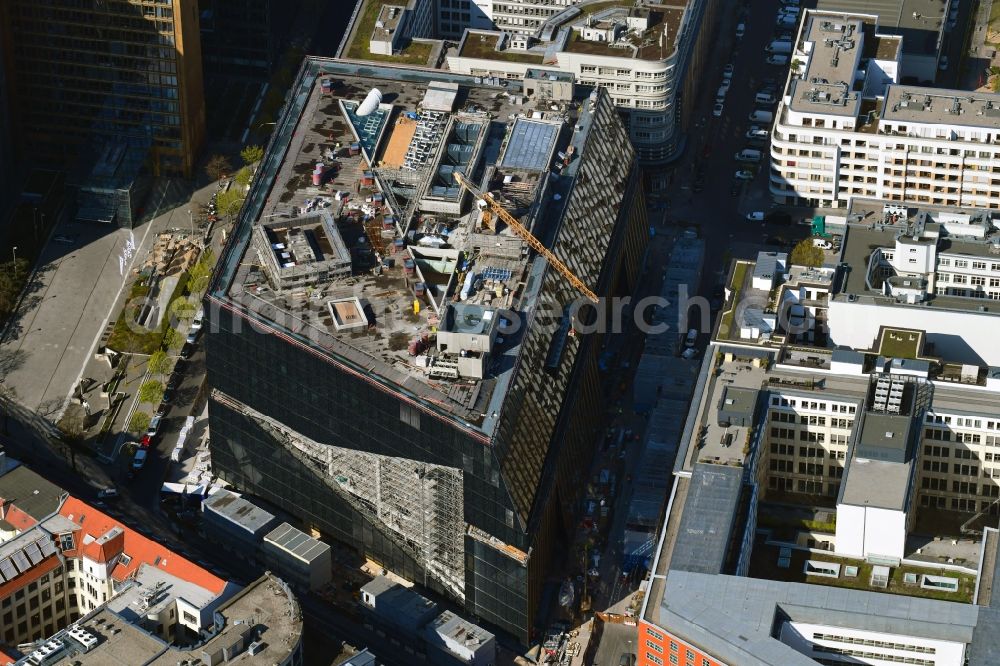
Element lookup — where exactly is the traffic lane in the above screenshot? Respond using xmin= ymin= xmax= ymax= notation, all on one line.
xmin=136 ymin=346 xmax=207 ymax=507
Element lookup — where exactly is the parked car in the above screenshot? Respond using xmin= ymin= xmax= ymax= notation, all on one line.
xmin=155 ymin=402 xmax=170 ymax=418
xmin=747 ymin=211 xmax=765 ymax=221
xmin=723 ymin=63 xmax=735 ymax=77
xmin=813 ymin=238 xmax=833 ymax=250
xmin=712 ymin=102 xmax=724 ymax=117
xmin=939 ymin=56 xmax=949 ymax=71
xmin=619 ymin=654 xmax=636 ymax=666
xmin=146 ymin=414 xmax=163 ymax=438
xmin=767 ymin=55 xmax=789 ymax=65
xmin=746 ymin=126 xmax=769 ymax=140
xmin=179 ymin=343 xmax=194 ymax=360
xmin=185 ymin=327 xmax=200 ymax=345
xmin=132 ymin=449 xmax=148 ymax=471
xmin=97 ymin=488 xmax=119 ymax=500
xmin=190 ymin=307 xmax=205 ymax=333
xmin=162 ymin=377 xmax=179 ymax=404
xmin=735 ymin=22 xmax=745 ymax=38
xmin=735 ymin=170 xmax=754 ymax=180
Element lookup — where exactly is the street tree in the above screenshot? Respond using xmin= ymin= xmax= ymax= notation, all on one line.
xmin=128 ymin=411 xmax=150 ymax=434
xmin=163 ymin=327 xmax=185 ymax=351
xmin=0 ymin=258 xmax=29 ymax=318
xmin=148 ymin=350 xmax=170 ymax=376
xmin=234 ymin=166 xmax=254 ymax=190
xmin=790 ymin=239 xmax=824 ymax=268
xmin=205 ymin=154 xmax=233 ymax=182
xmin=138 ymin=380 xmax=164 ymax=405
xmin=216 ymin=188 xmax=245 ymax=220
xmin=240 ymin=145 xmax=264 ymax=166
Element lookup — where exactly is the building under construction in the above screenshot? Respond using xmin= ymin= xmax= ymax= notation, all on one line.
xmin=204 ymin=58 xmax=647 ymax=643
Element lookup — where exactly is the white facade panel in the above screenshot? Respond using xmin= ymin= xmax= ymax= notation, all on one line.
xmin=827 ymin=299 xmax=1000 ymax=367
xmin=780 ymin=621 xmax=966 ymax=666
xmin=834 ymin=503 xmax=866 ymax=558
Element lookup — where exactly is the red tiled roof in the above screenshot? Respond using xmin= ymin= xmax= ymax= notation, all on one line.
xmin=81 ymin=527 xmax=126 ymax=564
xmin=0 ymin=555 xmax=60 ymax=601
xmin=58 ymin=497 xmax=226 ymax=595
xmin=0 ymin=644 xmax=18 ymax=665
xmin=3 ymin=505 xmax=38 ymax=531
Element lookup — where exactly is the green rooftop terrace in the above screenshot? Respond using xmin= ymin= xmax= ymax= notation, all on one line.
xmin=457 ymin=33 xmax=544 ymax=63
xmin=751 ymin=544 xmax=977 ymax=604
xmin=344 ymin=0 xmax=435 ymax=65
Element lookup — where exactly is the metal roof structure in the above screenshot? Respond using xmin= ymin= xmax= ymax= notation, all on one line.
xmin=263 ymin=522 xmax=331 ymax=564
xmin=498 ymin=118 xmax=560 ymax=171
xmin=668 ymin=464 xmax=743 ymax=575
xmin=202 ymin=489 xmax=277 ymax=537
xmin=660 ymin=570 xmax=985 ymax=666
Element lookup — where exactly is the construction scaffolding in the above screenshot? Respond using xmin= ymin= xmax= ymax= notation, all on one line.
xmin=215 ymin=391 xmax=466 ymax=600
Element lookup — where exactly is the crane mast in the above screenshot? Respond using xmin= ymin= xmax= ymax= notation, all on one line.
xmin=453 ymin=172 xmax=599 ymax=304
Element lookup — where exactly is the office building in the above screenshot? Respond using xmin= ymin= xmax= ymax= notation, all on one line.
xmin=9 ymin=573 xmax=303 ymax=666
xmin=360 ymin=576 xmax=497 ymax=666
xmin=1 ymin=0 xmax=205 ymax=225
xmin=0 ymin=26 xmax=14 ymax=212
xmin=343 ymin=0 xmax=721 ymax=165
xmin=204 ymin=58 xmax=647 ymax=642
xmin=198 ymin=0 xmax=274 ymax=73
xmin=827 ymin=199 xmax=1000 ymax=366
xmin=769 ymin=10 xmax=1000 ymax=210
xmin=634 ymin=234 xmax=1000 ymax=665
xmin=0 ymin=453 xmax=302 ymax=665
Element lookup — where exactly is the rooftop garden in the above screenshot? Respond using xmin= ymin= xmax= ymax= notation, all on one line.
xmin=751 ymin=545 xmax=976 ymax=603
xmin=458 ymin=33 xmax=544 ymax=63
xmin=878 ymin=327 xmax=922 ymax=359
xmin=345 ymin=0 xmax=435 ymax=65
xmin=718 ymin=261 xmax=749 ymax=339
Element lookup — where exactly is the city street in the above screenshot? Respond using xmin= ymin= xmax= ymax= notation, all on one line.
xmin=0 ymin=182 xmax=187 ymax=415
xmin=662 ymin=0 xmax=817 ymax=296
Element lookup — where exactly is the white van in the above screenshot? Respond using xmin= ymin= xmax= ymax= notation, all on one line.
xmin=748 ymin=110 xmax=774 ymax=123
xmin=767 ymin=54 xmax=789 ymax=66
xmin=735 ymin=23 xmax=746 ymax=38
xmin=746 ymin=127 xmax=769 ymax=140
xmin=734 ymin=149 xmax=762 ymax=163
xmin=755 ymin=92 xmax=776 ymax=105
xmin=812 ymin=238 xmax=833 ymax=250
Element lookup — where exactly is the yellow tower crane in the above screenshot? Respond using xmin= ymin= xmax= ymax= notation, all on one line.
xmin=453 ymin=172 xmax=598 ymax=304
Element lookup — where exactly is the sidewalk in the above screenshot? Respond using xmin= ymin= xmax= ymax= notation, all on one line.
xmin=67 ymin=178 xmax=235 ymax=463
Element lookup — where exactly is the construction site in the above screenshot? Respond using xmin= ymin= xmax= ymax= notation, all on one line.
xmin=204 ymin=58 xmax=647 ymax=644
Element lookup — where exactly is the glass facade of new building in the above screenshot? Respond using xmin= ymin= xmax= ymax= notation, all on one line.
xmin=1 ymin=0 xmax=205 ymax=223
xmin=204 ymin=58 xmax=647 ymax=643
xmin=198 ymin=0 xmax=273 ymax=73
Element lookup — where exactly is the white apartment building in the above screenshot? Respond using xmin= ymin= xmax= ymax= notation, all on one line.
xmin=447 ymin=0 xmax=721 ymax=164
xmin=769 ymin=10 xmax=1000 ymax=209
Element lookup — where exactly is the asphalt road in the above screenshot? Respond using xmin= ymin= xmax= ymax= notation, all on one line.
xmin=662 ymin=0 xmax=826 ymax=296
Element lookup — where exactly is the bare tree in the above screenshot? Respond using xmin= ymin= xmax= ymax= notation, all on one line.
xmin=205 ymin=154 xmax=233 ymax=182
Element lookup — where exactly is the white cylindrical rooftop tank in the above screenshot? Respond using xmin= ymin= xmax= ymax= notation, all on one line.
xmin=356 ymin=88 xmax=383 ymax=117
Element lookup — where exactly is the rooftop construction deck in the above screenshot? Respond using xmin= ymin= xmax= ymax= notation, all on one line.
xmin=211 ymin=60 xmax=621 ymax=436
